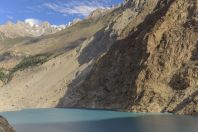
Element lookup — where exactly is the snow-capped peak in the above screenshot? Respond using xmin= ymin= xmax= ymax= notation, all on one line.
xmin=25 ymin=18 xmax=42 ymax=27
xmin=0 ymin=20 xmax=67 ymax=39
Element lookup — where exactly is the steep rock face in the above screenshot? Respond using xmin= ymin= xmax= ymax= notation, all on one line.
xmin=60 ymin=0 xmax=198 ymax=115
xmin=87 ymin=8 xmax=110 ymax=19
xmin=0 ymin=116 xmax=15 ymax=132
xmin=58 ymin=0 xmax=159 ymax=108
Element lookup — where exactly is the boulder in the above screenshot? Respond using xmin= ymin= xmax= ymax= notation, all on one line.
xmin=0 ymin=116 xmax=15 ymax=132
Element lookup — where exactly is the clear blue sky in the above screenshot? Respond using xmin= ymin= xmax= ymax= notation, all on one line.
xmin=0 ymin=0 xmax=123 ymax=25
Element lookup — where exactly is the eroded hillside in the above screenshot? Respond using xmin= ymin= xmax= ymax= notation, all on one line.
xmin=0 ymin=0 xmax=197 ymax=115
xmin=0 ymin=1 xmax=145 ymax=111
xmin=59 ymin=0 xmax=198 ymax=115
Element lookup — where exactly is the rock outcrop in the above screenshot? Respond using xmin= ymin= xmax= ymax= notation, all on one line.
xmin=87 ymin=8 xmax=110 ymax=19
xmin=0 ymin=116 xmax=15 ymax=132
xmin=59 ymin=0 xmax=198 ymax=115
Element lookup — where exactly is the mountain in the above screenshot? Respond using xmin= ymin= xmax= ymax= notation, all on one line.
xmin=0 ymin=0 xmax=197 ymax=115
xmin=58 ymin=0 xmax=198 ymax=115
xmin=87 ymin=8 xmax=111 ymax=19
xmin=0 ymin=21 xmax=67 ymax=40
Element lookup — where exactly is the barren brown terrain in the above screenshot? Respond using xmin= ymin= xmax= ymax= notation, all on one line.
xmin=0 ymin=0 xmax=197 ymax=115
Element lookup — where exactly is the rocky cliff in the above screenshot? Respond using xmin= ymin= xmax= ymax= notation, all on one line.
xmin=59 ymin=0 xmax=198 ymax=115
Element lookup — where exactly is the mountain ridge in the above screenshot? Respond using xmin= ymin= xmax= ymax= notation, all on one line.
xmin=58 ymin=0 xmax=198 ymax=115
xmin=0 ymin=21 xmax=68 ymax=40
xmin=0 ymin=0 xmax=197 ymax=115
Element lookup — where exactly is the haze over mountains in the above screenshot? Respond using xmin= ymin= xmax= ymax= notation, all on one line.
xmin=0 ymin=19 xmax=84 ymax=40
xmin=0 ymin=0 xmax=197 ymax=115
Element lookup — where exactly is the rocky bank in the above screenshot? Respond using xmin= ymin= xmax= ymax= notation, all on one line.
xmin=0 ymin=116 xmax=15 ymax=132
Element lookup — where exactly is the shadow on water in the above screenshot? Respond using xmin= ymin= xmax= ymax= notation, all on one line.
xmin=13 ymin=115 xmax=198 ymax=132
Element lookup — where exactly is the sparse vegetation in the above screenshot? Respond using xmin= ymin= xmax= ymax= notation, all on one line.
xmin=0 ymin=53 xmax=53 ymax=83
xmin=5 ymin=53 xmax=52 ymax=82
xmin=11 ymin=53 xmax=51 ymax=73
xmin=0 ymin=68 xmax=9 ymax=82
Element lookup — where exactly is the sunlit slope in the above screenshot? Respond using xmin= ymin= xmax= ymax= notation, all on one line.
xmin=0 ymin=6 xmax=127 ymax=111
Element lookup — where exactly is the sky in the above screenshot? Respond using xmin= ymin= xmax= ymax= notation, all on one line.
xmin=0 ymin=0 xmax=123 ymax=25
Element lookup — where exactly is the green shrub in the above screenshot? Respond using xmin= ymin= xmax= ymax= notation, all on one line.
xmin=0 ymin=68 xmax=9 ymax=82
xmin=11 ymin=53 xmax=51 ymax=73
xmin=6 ymin=53 xmax=52 ymax=82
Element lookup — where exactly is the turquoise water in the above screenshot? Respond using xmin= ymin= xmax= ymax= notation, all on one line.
xmin=1 ymin=108 xmax=150 ymax=124
xmin=0 ymin=108 xmax=198 ymax=132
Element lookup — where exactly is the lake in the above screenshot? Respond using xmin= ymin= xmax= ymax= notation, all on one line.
xmin=0 ymin=108 xmax=198 ymax=132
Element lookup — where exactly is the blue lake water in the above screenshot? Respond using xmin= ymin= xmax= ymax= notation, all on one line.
xmin=0 ymin=108 xmax=198 ymax=132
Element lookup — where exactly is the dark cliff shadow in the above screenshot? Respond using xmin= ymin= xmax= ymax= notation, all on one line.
xmin=183 ymin=0 xmax=197 ymax=33
xmin=57 ymin=27 xmax=116 ymax=108
xmin=24 ymin=37 xmax=42 ymax=45
xmin=172 ymin=90 xmax=198 ymax=114
xmin=184 ymin=0 xmax=197 ymax=70
xmin=63 ymin=38 xmax=87 ymax=52
xmin=191 ymin=41 xmax=198 ymax=60
xmin=57 ymin=0 xmax=176 ymax=110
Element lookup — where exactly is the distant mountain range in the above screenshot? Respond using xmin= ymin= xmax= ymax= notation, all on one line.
xmin=0 ymin=18 xmax=84 ymax=40
xmin=0 ymin=21 xmax=66 ymax=40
